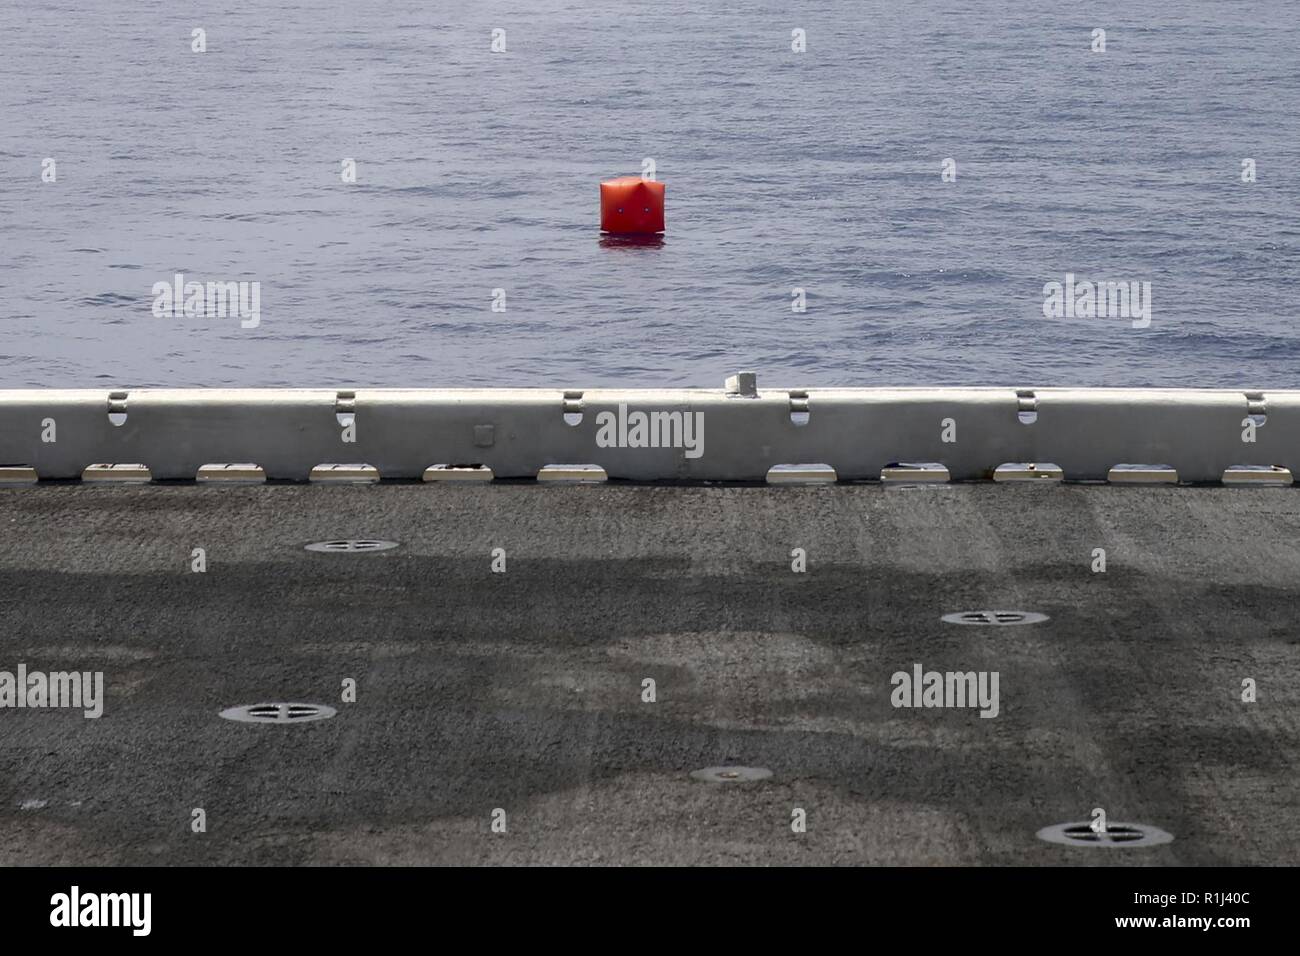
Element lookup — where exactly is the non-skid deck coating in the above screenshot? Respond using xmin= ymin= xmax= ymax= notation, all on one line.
xmin=0 ymin=482 xmax=1296 ymax=866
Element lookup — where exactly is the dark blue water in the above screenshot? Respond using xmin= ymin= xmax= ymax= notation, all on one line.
xmin=3 ymin=0 xmax=1298 ymax=388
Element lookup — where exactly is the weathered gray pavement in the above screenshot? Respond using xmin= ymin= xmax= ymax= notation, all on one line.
xmin=0 ymin=482 xmax=1296 ymax=865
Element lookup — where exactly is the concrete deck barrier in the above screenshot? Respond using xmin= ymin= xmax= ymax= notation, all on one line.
xmin=0 ymin=375 xmax=1295 ymax=483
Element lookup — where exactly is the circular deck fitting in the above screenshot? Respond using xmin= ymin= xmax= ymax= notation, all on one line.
xmin=304 ymin=539 xmax=399 ymax=554
xmin=941 ymin=610 xmax=1048 ymax=626
xmin=219 ymin=703 xmax=337 ymax=724
xmin=1036 ymin=822 xmax=1173 ymax=848
xmin=690 ymin=766 xmax=772 ymax=783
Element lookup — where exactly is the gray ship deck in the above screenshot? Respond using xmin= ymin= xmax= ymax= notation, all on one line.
xmin=1 ymin=482 xmax=1296 ymax=865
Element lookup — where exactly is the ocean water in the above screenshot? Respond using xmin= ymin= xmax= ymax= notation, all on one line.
xmin=2 ymin=0 xmax=1298 ymax=389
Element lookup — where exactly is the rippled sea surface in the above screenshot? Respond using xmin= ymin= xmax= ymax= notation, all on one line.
xmin=2 ymin=0 xmax=1298 ymax=388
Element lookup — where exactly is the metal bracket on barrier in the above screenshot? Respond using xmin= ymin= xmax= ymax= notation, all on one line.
xmin=335 ymin=390 xmax=356 ymax=426
xmin=789 ymin=390 xmax=810 ymax=426
xmin=1016 ymin=389 xmax=1037 ymax=425
xmin=725 ymin=371 xmax=757 ymax=398
xmin=107 ymin=390 xmax=128 ymax=427
xmin=563 ymin=390 xmax=584 ymax=426
xmin=1245 ymin=390 xmax=1266 ymax=424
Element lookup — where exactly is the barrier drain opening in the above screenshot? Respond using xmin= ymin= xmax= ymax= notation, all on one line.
xmin=537 ymin=464 xmax=608 ymax=482
xmin=882 ymin=461 xmax=950 ymax=483
xmin=1036 ymin=822 xmax=1173 ymax=848
xmin=767 ymin=463 xmax=836 ymax=484
xmin=994 ymin=462 xmax=1063 ymax=482
xmin=690 ymin=766 xmax=772 ymax=783
xmin=310 ymin=463 xmax=379 ymax=482
xmin=0 ymin=466 xmax=38 ymax=484
xmin=305 ymin=539 xmax=399 ymax=553
xmin=942 ymin=610 xmax=1049 ymax=626
xmin=219 ymin=703 xmax=337 ymax=724
xmin=198 ymin=463 xmax=266 ymax=483
xmin=424 ymin=464 xmax=494 ymax=482
xmin=82 ymin=464 xmax=151 ymax=482
xmin=1223 ymin=464 xmax=1293 ymax=485
xmin=1108 ymin=464 xmax=1178 ymax=484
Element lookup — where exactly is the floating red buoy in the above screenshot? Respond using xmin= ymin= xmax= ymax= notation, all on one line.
xmin=600 ymin=176 xmax=665 ymax=234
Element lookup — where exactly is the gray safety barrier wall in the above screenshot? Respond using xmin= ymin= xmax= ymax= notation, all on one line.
xmin=0 ymin=377 xmax=1295 ymax=482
